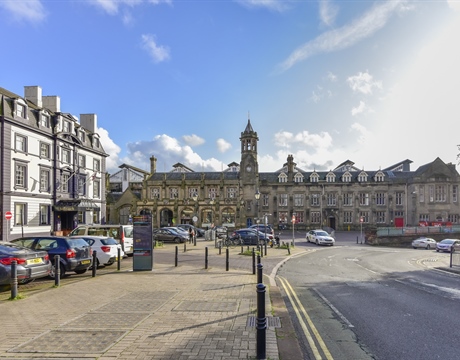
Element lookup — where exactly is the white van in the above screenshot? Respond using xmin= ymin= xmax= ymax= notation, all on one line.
xmin=69 ymin=225 xmax=134 ymax=255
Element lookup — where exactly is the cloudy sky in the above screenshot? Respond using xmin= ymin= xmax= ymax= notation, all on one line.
xmin=1 ymin=0 xmax=459 ymax=173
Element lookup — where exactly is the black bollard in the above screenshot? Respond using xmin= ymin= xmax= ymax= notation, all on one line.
xmin=219 ymin=243 xmax=222 ymax=255
xmin=257 ymin=262 xmax=263 ymax=284
xmin=10 ymin=260 xmax=18 ymax=299
xmin=194 ymin=236 xmax=196 ymax=246
xmin=226 ymin=248 xmax=229 ymax=271
xmin=184 ymin=242 xmax=187 ymax=252
xmin=205 ymin=247 xmax=208 ymax=269
xmin=117 ymin=247 xmax=121 ymax=271
xmin=357 ymin=236 xmax=359 ymax=244
xmin=92 ymin=251 xmax=97 ymax=277
xmin=241 ymin=245 xmax=244 ymax=254
xmin=175 ymin=246 xmax=178 ymax=267
xmin=264 ymin=242 xmax=267 ymax=256
xmin=287 ymin=243 xmax=291 ymax=255
xmin=256 ymin=264 xmax=267 ymax=360
xmin=54 ymin=255 xmax=60 ymax=287
xmin=252 ymin=248 xmax=256 ymax=275
xmin=257 ymin=254 xmax=261 ymax=265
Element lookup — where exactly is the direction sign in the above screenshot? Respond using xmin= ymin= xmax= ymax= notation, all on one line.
xmin=5 ymin=211 xmax=12 ymax=220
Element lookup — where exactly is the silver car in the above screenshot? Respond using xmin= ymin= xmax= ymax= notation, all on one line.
xmin=436 ymin=239 xmax=460 ymax=253
xmin=411 ymin=237 xmax=437 ymax=250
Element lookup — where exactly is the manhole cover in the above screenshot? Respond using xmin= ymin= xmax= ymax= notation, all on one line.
xmin=246 ymin=316 xmax=281 ymax=328
xmin=10 ymin=330 xmax=126 ymax=353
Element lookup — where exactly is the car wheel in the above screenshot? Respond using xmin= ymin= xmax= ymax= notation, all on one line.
xmin=74 ymin=269 xmax=87 ymax=275
xmin=174 ymin=237 xmax=180 ymax=243
xmin=412 ymin=246 xmax=417 ymax=249
xmin=426 ymin=245 xmax=431 ymax=250
xmin=49 ymin=262 xmax=66 ymax=279
xmin=316 ymin=240 xmax=319 ymax=245
xmin=436 ymin=249 xmax=439 ymax=252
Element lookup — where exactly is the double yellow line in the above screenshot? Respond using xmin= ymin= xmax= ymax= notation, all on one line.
xmin=278 ymin=276 xmax=334 ymax=360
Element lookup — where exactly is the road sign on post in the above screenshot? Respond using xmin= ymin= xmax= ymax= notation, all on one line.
xmin=5 ymin=211 xmax=12 ymax=220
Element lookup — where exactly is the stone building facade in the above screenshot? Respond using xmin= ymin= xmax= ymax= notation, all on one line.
xmin=111 ymin=120 xmax=459 ymax=231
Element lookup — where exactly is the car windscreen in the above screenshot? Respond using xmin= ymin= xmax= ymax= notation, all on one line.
xmin=124 ymin=226 xmax=133 ymax=237
xmin=317 ymin=231 xmax=329 ymax=236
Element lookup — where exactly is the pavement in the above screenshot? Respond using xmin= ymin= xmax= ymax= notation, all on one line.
xmin=0 ymin=236 xmax=307 ymax=360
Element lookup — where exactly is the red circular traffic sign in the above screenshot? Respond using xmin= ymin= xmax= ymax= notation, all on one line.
xmin=5 ymin=211 xmax=12 ymax=220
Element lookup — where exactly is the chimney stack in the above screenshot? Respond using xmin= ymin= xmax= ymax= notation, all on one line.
xmin=42 ymin=95 xmax=61 ymax=112
xmin=80 ymin=114 xmax=97 ymax=133
xmin=24 ymin=86 xmax=42 ymax=108
xmin=150 ymin=156 xmax=157 ymax=174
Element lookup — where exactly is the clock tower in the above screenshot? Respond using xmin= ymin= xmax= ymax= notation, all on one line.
xmin=240 ymin=118 xmax=259 ymax=185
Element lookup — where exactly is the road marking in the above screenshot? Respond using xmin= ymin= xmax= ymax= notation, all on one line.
xmin=312 ymin=288 xmax=354 ymax=328
xmin=278 ymin=276 xmax=334 ymax=360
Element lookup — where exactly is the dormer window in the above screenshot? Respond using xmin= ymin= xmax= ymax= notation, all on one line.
xmin=15 ymin=101 xmax=27 ymax=119
xmin=310 ymin=172 xmax=319 ymax=183
xmin=374 ymin=171 xmax=385 ymax=182
xmin=342 ymin=172 xmax=352 ymax=183
xmin=358 ymin=171 xmax=368 ymax=182
xmin=326 ymin=172 xmax=336 ymax=183
xmin=278 ymin=173 xmax=288 ymax=183
xmin=40 ymin=114 xmax=50 ymax=128
xmin=79 ymin=131 xmax=85 ymax=142
xmin=294 ymin=173 xmax=304 ymax=183
xmin=63 ymin=120 xmax=70 ymax=133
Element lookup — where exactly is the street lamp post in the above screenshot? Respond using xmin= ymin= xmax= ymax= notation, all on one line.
xmin=291 ymin=213 xmax=295 ymax=246
xmin=255 ymin=190 xmax=260 ymax=248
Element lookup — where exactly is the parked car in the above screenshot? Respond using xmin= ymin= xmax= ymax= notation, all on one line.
xmin=69 ymin=224 xmax=134 ymax=256
xmin=212 ymin=226 xmax=228 ymax=237
xmin=0 ymin=242 xmax=51 ymax=285
xmin=153 ymin=228 xmax=188 ymax=243
xmin=166 ymin=226 xmax=189 ymax=237
xmin=436 ymin=239 xmax=460 ymax=252
xmin=412 ymin=237 xmax=437 ymax=250
xmin=249 ymin=224 xmax=275 ymax=237
xmin=229 ymin=229 xmax=268 ymax=246
xmin=306 ymin=230 xmax=335 ymax=246
xmin=11 ymin=236 xmax=92 ymax=278
xmin=72 ymin=236 xmax=123 ymax=267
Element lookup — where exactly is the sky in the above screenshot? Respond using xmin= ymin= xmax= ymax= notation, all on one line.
xmin=1 ymin=0 xmax=460 ymax=174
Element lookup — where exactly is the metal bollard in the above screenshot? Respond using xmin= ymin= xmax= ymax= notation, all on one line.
xmin=256 ymin=264 xmax=267 ymax=360
xmin=226 ymin=248 xmax=229 ymax=271
xmin=357 ymin=236 xmax=359 ymax=244
xmin=184 ymin=242 xmax=187 ymax=252
xmin=92 ymin=250 xmax=97 ymax=277
xmin=219 ymin=243 xmax=222 ymax=255
xmin=257 ymin=254 xmax=261 ymax=265
xmin=287 ymin=243 xmax=291 ymax=255
xmin=175 ymin=246 xmax=178 ymax=267
xmin=252 ymin=248 xmax=256 ymax=275
xmin=241 ymin=245 xmax=244 ymax=254
xmin=54 ymin=255 xmax=60 ymax=286
xmin=117 ymin=248 xmax=121 ymax=271
xmin=264 ymin=242 xmax=267 ymax=256
xmin=194 ymin=236 xmax=196 ymax=246
xmin=205 ymin=247 xmax=208 ymax=269
xmin=10 ymin=260 xmax=18 ymax=299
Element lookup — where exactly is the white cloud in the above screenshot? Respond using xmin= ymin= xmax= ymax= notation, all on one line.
xmin=447 ymin=0 xmax=460 ymax=11
xmin=347 ymin=71 xmax=382 ymax=95
xmin=121 ymin=134 xmax=227 ymax=172
xmin=183 ymin=134 xmax=205 ymax=146
xmin=319 ymin=0 xmax=339 ymax=26
xmin=0 ymin=0 xmax=47 ymax=23
xmin=234 ymin=0 xmax=288 ymax=12
xmin=350 ymin=122 xmax=372 ymax=144
xmin=351 ymin=101 xmax=366 ymax=116
xmin=141 ymin=34 xmax=171 ymax=63
xmin=273 ymin=130 xmax=333 ymax=150
xmin=326 ymin=71 xmax=338 ymax=82
xmin=278 ymin=0 xmax=408 ymax=72
xmin=97 ymin=127 xmax=122 ymax=173
xmin=216 ymin=138 xmax=232 ymax=153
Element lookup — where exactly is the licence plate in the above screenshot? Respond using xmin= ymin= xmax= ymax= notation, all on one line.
xmin=27 ymin=258 xmax=44 ymax=265
xmin=81 ymin=260 xmax=91 ymax=265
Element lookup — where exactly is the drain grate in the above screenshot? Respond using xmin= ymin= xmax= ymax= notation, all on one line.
xmin=246 ymin=316 xmax=281 ymax=328
xmin=10 ymin=330 xmax=126 ymax=353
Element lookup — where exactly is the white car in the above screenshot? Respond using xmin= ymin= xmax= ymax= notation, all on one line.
xmin=73 ymin=236 xmax=124 ymax=267
xmin=306 ymin=230 xmax=335 ymax=246
xmin=411 ymin=237 xmax=437 ymax=250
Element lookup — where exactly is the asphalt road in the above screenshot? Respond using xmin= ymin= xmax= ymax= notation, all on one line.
xmin=277 ymin=231 xmax=460 ymax=360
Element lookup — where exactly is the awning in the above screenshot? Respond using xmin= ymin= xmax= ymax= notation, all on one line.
xmin=53 ymin=200 xmax=100 ymax=212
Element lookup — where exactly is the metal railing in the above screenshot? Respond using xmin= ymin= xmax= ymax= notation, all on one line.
xmin=377 ymin=225 xmax=460 ymax=237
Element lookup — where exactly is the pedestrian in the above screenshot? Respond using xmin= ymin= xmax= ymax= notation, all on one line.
xmin=189 ymin=227 xmax=193 ymax=243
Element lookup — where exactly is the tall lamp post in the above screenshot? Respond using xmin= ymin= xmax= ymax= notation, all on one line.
xmin=192 ymin=192 xmax=199 ymax=244
xmin=291 ymin=213 xmax=295 ymax=246
xmin=255 ymin=190 xmax=260 ymax=247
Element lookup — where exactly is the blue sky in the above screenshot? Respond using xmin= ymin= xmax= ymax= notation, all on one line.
xmin=1 ymin=0 xmax=459 ymax=174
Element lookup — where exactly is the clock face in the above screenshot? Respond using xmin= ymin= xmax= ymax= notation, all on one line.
xmin=246 ymin=165 xmax=252 ymax=172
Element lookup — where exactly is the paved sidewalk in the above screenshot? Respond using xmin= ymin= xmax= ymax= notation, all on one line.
xmin=0 ymin=240 xmax=307 ymax=359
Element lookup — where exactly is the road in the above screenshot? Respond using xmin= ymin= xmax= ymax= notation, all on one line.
xmin=277 ymin=231 xmax=460 ymax=360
